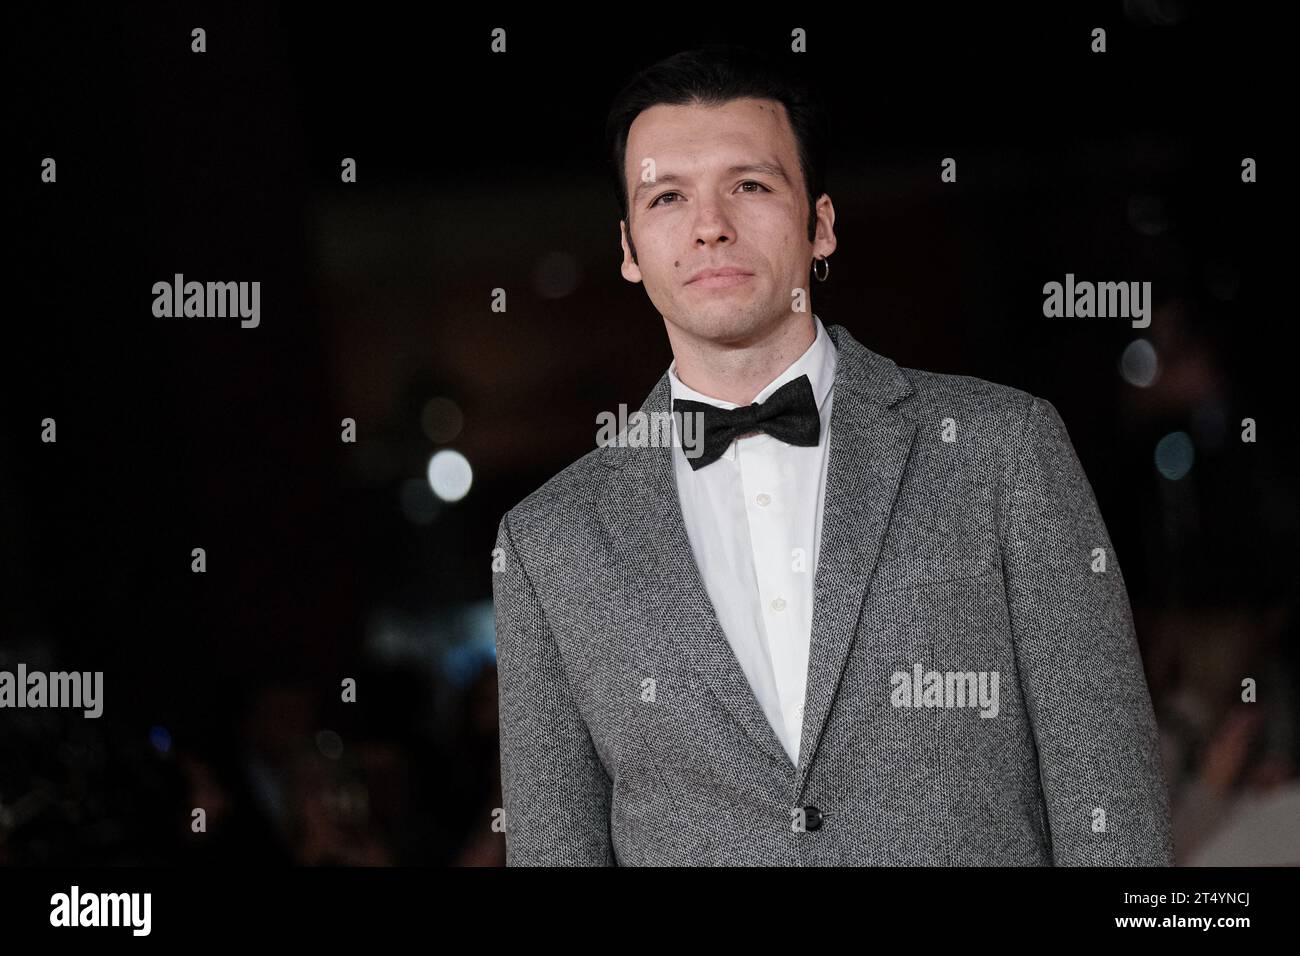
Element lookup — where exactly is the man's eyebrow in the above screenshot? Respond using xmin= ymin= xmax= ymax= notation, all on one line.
xmin=631 ymin=161 xmax=791 ymax=203
xmin=726 ymin=162 xmax=791 ymax=182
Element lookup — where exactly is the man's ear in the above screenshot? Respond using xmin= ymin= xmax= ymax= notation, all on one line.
xmin=619 ymin=219 xmax=642 ymax=283
xmin=812 ymin=193 xmax=838 ymax=259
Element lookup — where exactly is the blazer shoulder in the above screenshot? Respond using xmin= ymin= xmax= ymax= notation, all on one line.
xmin=497 ymin=446 xmax=609 ymax=549
xmin=896 ymin=364 xmax=1035 ymax=418
xmin=893 ymin=364 xmax=1047 ymax=471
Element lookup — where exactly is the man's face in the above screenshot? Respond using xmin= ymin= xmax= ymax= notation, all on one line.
xmin=619 ymin=97 xmax=835 ymax=348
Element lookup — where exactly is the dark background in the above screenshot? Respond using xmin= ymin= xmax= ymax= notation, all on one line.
xmin=5 ymin=3 xmax=1295 ymax=864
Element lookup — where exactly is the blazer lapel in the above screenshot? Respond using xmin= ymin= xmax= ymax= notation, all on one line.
xmin=795 ymin=325 xmax=917 ymax=794
xmin=595 ymin=377 xmax=797 ymax=775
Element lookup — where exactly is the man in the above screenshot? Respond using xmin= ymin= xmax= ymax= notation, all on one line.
xmin=491 ymin=44 xmax=1174 ymax=865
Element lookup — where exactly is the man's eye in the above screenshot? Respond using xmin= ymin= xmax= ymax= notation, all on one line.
xmin=649 ymin=182 xmax=769 ymax=208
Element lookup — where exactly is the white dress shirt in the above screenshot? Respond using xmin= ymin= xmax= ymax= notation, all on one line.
xmin=668 ymin=314 xmax=837 ymax=766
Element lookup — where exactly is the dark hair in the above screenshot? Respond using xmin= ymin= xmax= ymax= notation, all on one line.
xmin=604 ymin=44 xmax=829 ymax=257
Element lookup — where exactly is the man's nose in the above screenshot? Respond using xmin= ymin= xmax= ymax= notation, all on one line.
xmin=692 ymin=205 xmax=734 ymax=244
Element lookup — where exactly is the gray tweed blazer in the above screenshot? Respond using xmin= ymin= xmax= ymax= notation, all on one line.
xmin=492 ymin=322 xmax=1174 ymax=865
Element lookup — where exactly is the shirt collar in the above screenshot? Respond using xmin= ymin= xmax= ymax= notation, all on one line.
xmin=668 ymin=313 xmax=836 ymax=413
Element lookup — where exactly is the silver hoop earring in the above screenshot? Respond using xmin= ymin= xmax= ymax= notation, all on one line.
xmin=813 ymin=255 xmax=830 ymax=282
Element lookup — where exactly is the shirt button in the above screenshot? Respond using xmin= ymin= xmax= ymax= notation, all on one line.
xmin=771 ymin=597 xmax=786 ymax=612
xmin=756 ymin=493 xmax=772 ymax=507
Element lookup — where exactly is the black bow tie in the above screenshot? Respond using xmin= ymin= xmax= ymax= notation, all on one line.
xmin=672 ymin=374 xmax=821 ymax=471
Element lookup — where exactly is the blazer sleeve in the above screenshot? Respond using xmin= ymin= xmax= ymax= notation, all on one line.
xmin=492 ymin=513 xmax=616 ymax=866
xmin=999 ymin=397 xmax=1175 ymax=865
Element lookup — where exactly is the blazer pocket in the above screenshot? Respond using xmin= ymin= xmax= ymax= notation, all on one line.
xmin=871 ymin=549 xmax=999 ymax=592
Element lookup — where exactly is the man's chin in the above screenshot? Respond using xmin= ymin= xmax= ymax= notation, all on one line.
xmin=669 ymin=309 xmax=783 ymax=349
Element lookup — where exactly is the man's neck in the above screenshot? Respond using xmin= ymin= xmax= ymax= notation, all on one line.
xmin=668 ymin=314 xmax=817 ymax=406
